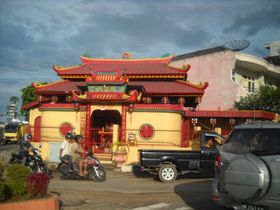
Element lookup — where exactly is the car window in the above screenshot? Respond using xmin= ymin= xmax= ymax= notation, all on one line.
xmin=204 ymin=134 xmax=225 ymax=149
xmin=222 ymin=129 xmax=280 ymax=155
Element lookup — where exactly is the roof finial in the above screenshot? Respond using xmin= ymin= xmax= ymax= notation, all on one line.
xmin=122 ymin=52 xmax=132 ymax=59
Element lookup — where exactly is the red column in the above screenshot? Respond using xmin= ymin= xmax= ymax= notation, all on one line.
xmin=181 ymin=118 xmax=190 ymax=147
xmin=85 ymin=104 xmax=91 ymax=150
xmin=121 ymin=105 xmax=127 ymax=142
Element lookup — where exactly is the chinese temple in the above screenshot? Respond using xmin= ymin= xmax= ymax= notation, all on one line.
xmin=22 ymin=53 xmax=275 ymax=164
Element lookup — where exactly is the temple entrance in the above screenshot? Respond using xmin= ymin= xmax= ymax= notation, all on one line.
xmin=91 ymin=110 xmax=121 ymax=154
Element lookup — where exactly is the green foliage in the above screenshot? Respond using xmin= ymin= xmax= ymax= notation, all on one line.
xmin=0 ymin=181 xmax=5 ymax=201
xmin=27 ymin=173 xmax=50 ymax=197
xmin=0 ymin=181 xmax=12 ymax=202
xmin=234 ymin=85 xmax=280 ymax=114
xmin=0 ymin=161 xmax=4 ymax=180
xmin=20 ymin=83 xmax=47 ymax=119
xmin=5 ymin=164 xmax=31 ymax=196
xmin=21 ymin=85 xmax=36 ymax=106
xmin=82 ymin=53 xmax=92 ymax=58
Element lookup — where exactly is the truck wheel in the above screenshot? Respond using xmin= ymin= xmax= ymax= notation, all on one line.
xmin=158 ymin=164 xmax=177 ymax=183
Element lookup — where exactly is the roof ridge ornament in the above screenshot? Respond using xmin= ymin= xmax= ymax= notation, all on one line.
xmin=122 ymin=52 xmax=132 ymax=59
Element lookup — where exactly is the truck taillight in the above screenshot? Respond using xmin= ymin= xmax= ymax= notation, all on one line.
xmin=215 ymin=154 xmax=221 ymax=174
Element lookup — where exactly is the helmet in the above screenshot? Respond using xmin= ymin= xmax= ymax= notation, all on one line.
xmin=24 ymin=134 xmax=32 ymax=141
xmin=65 ymin=132 xmax=75 ymax=140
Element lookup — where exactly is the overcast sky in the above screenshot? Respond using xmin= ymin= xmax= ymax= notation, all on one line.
xmin=0 ymin=0 xmax=279 ymax=121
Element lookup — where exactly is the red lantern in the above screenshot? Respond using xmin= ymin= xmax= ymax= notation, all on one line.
xmin=178 ymin=97 xmax=186 ymax=106
xmin=66 ymin=95 xmax=73 ymax=102
xmin=210 ymin=118 xmax=217 ymax=127
xmin=128 ymin=104 xmax=135 ymax=113
xmin=51 ymin=96 xmax=58 ymax=103
xmin=161 ymin=97 xmax=169 ymax=104
xmin=195 ymin=96 xmax=202 ymax=104
xmin=37 ymin=95 xmax=44 ymax=102
xmin=191 ymin=118 xmax=198 ymax=125
xmin=229 ymin=119 xmax=235 ymax=126
xmin=146 ymin=97 xmax=152 ymax=104
xmin=74 ymin=103 xmax=80 ymax=111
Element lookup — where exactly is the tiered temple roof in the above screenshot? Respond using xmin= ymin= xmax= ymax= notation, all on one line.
xmin=24 ymin=55 xmax=207 ymax=109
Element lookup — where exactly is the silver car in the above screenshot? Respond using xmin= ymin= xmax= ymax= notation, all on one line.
xmin=212 ymin=121 xmax=280 ymax=210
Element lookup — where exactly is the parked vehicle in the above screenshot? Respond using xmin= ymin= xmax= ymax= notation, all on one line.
xmin=57 ymin=152 xmax=106 ymax=182
xmin=139 ymin=131 xmax=225 ymax=183
xmin=3 ymin=122 xmax=24 ymax=144
xmin=212 ymin=121 xmax=280 ymax=210
xmin=9 ymin=144 xmax=49 ymax=174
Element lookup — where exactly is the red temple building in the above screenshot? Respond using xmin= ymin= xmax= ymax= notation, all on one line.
xmin=22 ymin=54 xmax=275 ymax=164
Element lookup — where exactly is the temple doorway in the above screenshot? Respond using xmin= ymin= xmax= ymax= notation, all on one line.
xmin=91 ymin=110 xmax=121 ymax=154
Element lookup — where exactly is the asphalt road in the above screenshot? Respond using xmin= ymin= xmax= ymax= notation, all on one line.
xmin=0 ymin=143 xmax=19 ymax=162
xmin=49 ymin=168 xmax=227 ymax=210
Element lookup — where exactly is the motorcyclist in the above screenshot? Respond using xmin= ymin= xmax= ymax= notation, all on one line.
xmin=72 ymin=135 xmax=88 ymax=176
xmin=18 ymin=133 xmax=35 ymax=165
xmin=59 ymin=131 xmax=75 ymax=171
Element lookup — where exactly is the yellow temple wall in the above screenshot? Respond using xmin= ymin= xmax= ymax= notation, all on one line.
xmin=124 ymin=111 xmax=184 ymax=165
xmin=40 ymin=110 xmax=81 ymax=142
xmin=31 ymin=142 xmax=49 ymax=161
xmin=29 ymin=107 xmax=187 ymax=164
xmin=126 ymin=111 xmax=182 ymax=143
xmin=29 ymin=108 xmax=41 ymax=126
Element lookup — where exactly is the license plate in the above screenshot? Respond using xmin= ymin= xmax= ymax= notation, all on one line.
xmin=239 ymin=204 xmax=267 ymax=210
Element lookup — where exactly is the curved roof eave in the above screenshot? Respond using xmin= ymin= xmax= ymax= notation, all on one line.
xmin=235 ymin=53 xmax=280 ymax=79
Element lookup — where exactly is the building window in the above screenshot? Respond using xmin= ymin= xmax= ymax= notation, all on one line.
xmin=242 ymin=75 xmax=255 ymax=93
xmin=248 ymin=77 xmax=255 ymax=93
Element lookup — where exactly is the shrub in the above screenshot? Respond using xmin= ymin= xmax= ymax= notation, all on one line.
xmin=27 ymin=173 xmax=50 ymax=197
xmin=0 ymin=181 xmax=12 ymax=202
xmin=0 ymin=161 xmax=4 ymax=180
xmin=0 ymin=181 xmax=5 ymax=201
xmin=5 ymin=164 xmax=31 ymax=197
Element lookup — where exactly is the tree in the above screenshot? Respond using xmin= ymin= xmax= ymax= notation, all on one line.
xmin=234 ymin=85 xmax=280 ymax=114
xmin=20 ymin=83 xmax=48 ymax=119
xmin=20 ymin=85 xmax=36 ymax=119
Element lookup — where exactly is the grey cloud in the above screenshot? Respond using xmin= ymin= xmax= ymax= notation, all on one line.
xmin=224 ymin=3 xmax=280 ymax=36
xmin=0 ymin=0 xmax=279 ymax=115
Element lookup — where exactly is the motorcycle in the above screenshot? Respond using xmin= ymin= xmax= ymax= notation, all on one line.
xmin=9 ymin=145 xmax=49 ymax=175
xmin=57 ymin=152 xmax=106 ymax=182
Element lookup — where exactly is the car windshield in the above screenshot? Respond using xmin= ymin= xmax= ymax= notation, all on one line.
xmin=222 ymin=128 xmax=280 ymax=155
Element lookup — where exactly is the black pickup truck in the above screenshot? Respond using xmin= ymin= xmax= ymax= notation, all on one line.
xmin=138 ymin=131 xmax=225 ymax=182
